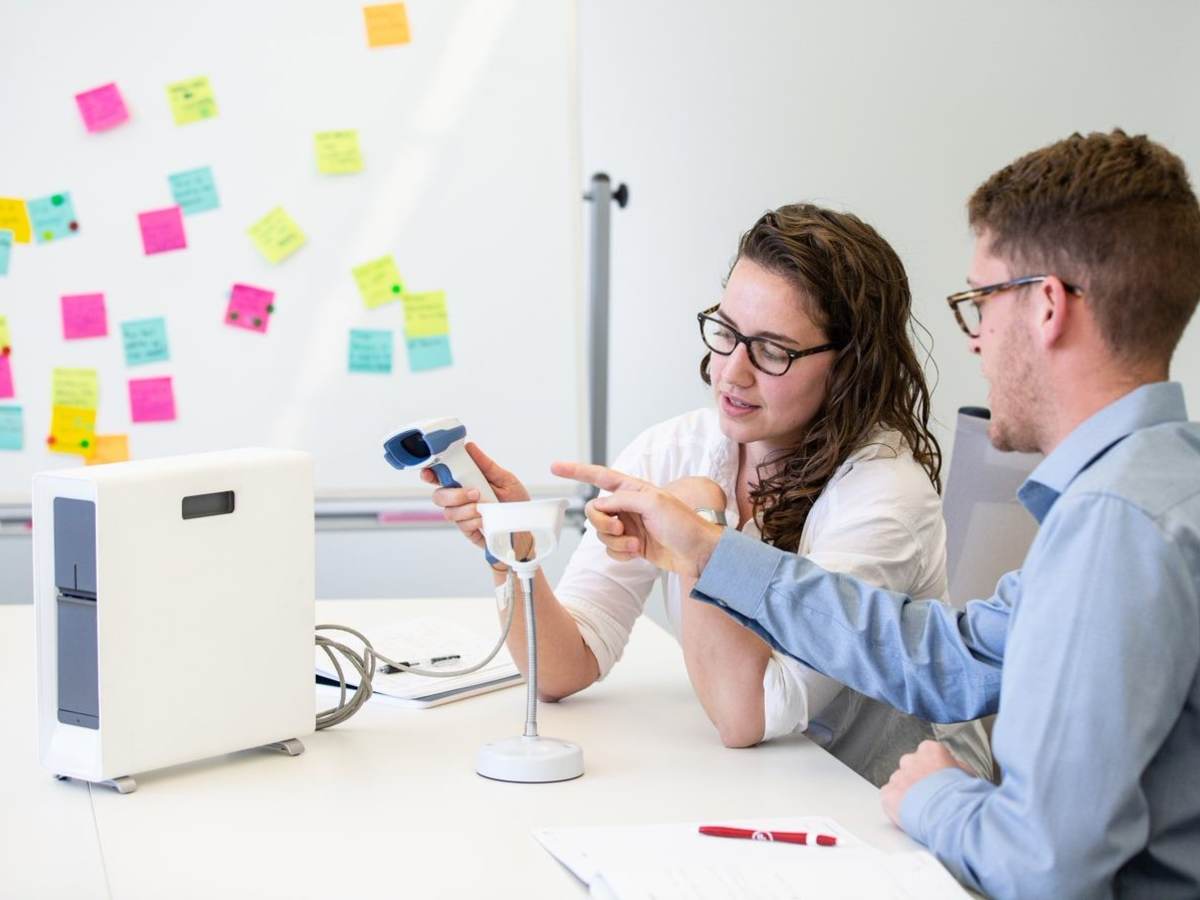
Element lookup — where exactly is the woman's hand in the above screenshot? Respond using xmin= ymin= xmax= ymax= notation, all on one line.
xmin=423 ymin=442 xmax=531 ymax=552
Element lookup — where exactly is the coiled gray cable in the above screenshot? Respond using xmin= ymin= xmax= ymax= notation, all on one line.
xmin=315 ymin=571 xmax=517 ymax=730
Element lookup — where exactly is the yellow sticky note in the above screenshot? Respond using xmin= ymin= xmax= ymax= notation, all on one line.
xmin=167 ymin=76 xmax=219 ymax=125
xmin=315 ymin=130 xmax=364 ymax=174
xmin=403 ymin=291 xmax=449 ymax=338
xmin=49 ymin=405 xmax=97 ymax=458
xmin=363 ymin=3 xmax=411 ymax=47
xmin=0 ymin=198 xmax=32 ymax=244
xmin=352 ymin=256 xmax=404 ymax=308
xmin=85 ymin=434 xmax=130 ymax=465
xmin=0 ymin=315 xmax=10 ymax=351
xmin=247 ymin=207 xmax=306 ymax=263
xmin=52 ymin=367 xmax=100 ymax=410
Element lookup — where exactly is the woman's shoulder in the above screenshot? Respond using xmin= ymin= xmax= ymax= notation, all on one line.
xmin=825 ymin=428 xmax=941 ymax=510
xmin=612 ymin=407 xmax=725 ymax=480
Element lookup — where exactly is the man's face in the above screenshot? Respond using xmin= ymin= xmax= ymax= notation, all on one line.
xmin=966 ymin=236 xmax=1045 ymax=453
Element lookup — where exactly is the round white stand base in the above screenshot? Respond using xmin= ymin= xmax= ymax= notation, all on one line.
xmin=476 ymin=735 xmax=584 ymax=783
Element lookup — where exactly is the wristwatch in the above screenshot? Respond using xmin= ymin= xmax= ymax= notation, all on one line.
xmin=694 ymin=507 xmax=728 ymax=526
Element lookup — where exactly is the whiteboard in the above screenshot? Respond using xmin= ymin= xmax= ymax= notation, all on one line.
xmin=0 ymin=0 xmax=583 ymax=504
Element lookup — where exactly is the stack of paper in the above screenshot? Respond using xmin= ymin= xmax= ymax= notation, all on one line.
xmin=315 ymin=616 xmax=522 ymax=708
xmin=534 ymin=818 xmax=968 ymax=900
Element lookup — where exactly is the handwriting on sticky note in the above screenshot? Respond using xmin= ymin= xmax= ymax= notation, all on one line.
xmin=121 ymin=318 xmax=170 ymax=366
xmin=363 ymin=3 xmax=411 ymax=46
xmin=168 ymin=166 xmax=220 ymax=215
xmin=167 ymin=76 xmax=218 ymax=125
xmin=349 ymin=329 xmax=393 ymax=373
xmin=27 ymin=192 xmax=78 ymax=243
xmin=49 ymin=405 xmax=97 ymax=457
xmin=75 ymin=82 xmax=129 ymax=133
xmin=0 ymin=315 xmax=11 ymax=352
xmin=85 ymin=434 xmax=130 ymax=466
xmin=0 ymin=405 xmax=22 ymax=451
xmin=403 ymin=291 xmax=449 ymax=337
xmin=53 ymin=368 xmax=99 ymax=410
xmin=226 ymin=284 xmax=275 ymax=333
xmin=315 ymin=130 xmax=364 ymax=174
xmin=353 ymin=255 xmax=404 ymax=308
xmin=61 ymin=293 xmax=109 ymax=340
xmin=0 ymin=355 xmax=13 ymax=400
xmin=0 ymin=229 xmax=12 ymax=276
xmin=129 ymin=376 xmax=176 ymax=423
xmin=407 ymin=334 xmax=452 ymax=372
xmin=0 ymin=200 xmax=31 ymax=244
xmin=138 ymin=206 xmax=187 ymax=255
xmin=248 ymin=207 xmax=306 ymax=263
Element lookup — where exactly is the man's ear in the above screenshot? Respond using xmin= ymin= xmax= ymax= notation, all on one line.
xmin=1035 ymin=276 xmax=1073 ymax=349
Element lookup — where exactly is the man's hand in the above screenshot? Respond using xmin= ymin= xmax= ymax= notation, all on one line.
xmin=881 ymin=740 xmax=977 ymax=825
xmin=551 ymin=462 xmax=724 ymax=579
xmin=662 ymin=476 xmax=728 ymax=511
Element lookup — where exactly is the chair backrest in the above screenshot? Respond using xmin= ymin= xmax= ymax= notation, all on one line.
xmin=943 ymin=408 xmax=1042 ymax=605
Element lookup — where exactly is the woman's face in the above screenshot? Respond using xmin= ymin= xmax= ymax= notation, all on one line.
xmin=708 ymin=257 xmax=835 ymax=452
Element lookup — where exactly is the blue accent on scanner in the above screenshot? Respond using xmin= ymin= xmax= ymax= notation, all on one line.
xmin=429 ymin=463 xmax=458 ymax=488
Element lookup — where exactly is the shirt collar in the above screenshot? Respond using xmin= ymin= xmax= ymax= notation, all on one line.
xmin=1018 ymin=381 xmax=1188 ymax=522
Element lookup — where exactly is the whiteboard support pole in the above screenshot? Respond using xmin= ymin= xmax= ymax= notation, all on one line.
xmin=582 ymin=173 xmax=629 ymax=485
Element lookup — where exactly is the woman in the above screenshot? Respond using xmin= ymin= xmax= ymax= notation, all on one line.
xmin=426 ymin=203 xmax=990 ymax=786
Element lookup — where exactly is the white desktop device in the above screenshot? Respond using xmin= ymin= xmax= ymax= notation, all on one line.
xmin=32 ymin=448 xmax=316 ymax=793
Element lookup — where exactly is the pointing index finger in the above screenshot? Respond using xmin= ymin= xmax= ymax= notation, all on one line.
xmin=551 ymin=461 xmax=649 ymax=494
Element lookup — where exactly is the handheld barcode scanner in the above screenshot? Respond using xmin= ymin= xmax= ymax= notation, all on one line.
xmin=382 ymin=418 xmax=497 ymax=503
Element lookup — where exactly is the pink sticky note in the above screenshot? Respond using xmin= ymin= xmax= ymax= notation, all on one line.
xmin=225 ymin=283 xmax=275 ymax=333
xmin=138 ymin=206 xmax=187 ymax=255
xmin=128 ymin=376 xmax=176 ymax=423
xmin=61 ymin=293 xmax=109 ymax=340
xmin=0 ymin=355 xmax=13 ymax=399
xmin=75 ymin=83 xmax=130 ymax=133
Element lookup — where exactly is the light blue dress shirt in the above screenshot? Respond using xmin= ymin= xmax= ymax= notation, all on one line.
xmin=693 ymin=382 xmax=1200 ymax=899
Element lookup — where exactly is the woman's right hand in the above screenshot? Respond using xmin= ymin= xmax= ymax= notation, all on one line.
xmin=422 ymin=442 xmax=531 ymax=552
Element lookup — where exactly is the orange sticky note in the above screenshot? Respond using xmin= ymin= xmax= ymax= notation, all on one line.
xmin=86 ymin=434 xmax=130 ymax=465
xmin=363 ymin=3 xmax=411 ymax=47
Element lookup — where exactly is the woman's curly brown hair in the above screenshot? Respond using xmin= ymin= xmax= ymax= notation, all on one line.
xmin=701 ymin=204 xmax=942 ymax=551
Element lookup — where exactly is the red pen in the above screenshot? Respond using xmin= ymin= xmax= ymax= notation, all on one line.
xmin=698 ymin=825 xmax=838 ymax=846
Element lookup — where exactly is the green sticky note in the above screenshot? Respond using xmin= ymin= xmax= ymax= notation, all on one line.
xmin=52 ymin=367 xmax=100 ymax=410
xmin=121 ymin=317 xmax=170 ymax=366
xmin=406 ymin=334 xmax=452 ymax=372
xmin=248 ymin=207 xmax=306 ymax=263
xmin=168 ymin=166 xmax=219 ymax=215
xmin=352 ymin=255 xmax=404 ymax=308
xmin=167 ymin=76 xmax=219 ymax=125
xmin=0 ymin=405 xmax=22 ymax=451
xmin=27 ymin=192 xmax=79 ymax=243
xmin=348 ymin=329 xmax=393 ymax=373
xmin=315 ymin=130 xmax=364 ymax=174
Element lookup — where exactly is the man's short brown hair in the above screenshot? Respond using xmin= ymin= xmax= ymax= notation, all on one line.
xmin=968 ymin=129 xmax=1200 ymax=364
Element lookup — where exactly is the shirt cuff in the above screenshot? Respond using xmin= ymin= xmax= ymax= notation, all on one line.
xmin=898 ymin=765 xmax=972 ymax=843
xmin=692 ymin=528 xmax=786 ymax=618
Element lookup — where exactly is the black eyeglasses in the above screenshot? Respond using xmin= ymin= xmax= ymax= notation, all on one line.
xmin=947 ymin=276 xmax=1084 ymax=338
xmin=697 ymin=305 xmax=841 ymax=376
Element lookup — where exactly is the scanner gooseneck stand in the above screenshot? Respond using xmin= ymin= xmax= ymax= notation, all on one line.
xmin=475 ymin=499 xmax=584 ymax=783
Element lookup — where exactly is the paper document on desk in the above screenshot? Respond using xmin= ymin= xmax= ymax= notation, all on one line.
xmin=534 ymin=817 xmax=967 ymax=899
xmin=315 ymin=616 xmax=522 ymax=708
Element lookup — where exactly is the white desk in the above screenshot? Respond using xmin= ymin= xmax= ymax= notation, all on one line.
xmin=2 ymin=598 xmax=924 ymax=899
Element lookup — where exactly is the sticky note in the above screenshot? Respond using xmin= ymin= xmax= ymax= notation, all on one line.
xmin=315 ymin=130 xmax=364 ymax=174
xmin=75 ymin=82 xmax=129 ymax=133
xmin=363 ymin=3 xmax=411 ymax=46
xmin=407 ymin=334 xmax=452 ymax=372
xmin=0 ymin=229 xmax=12 ymax=275
xmin=0 ymin=406 xmax=22 ymax=451
xmin=247 ymin=207 xmax=306 ymax=263
xmin=129 ymin=376 xmax=176 ymax=423
xmin=168 ymin=166 xmax=219 ymax=215
xmin=167 ymin=76 xmax=218 ymax=125
xmin=121 ymin=317 xmax=170 ymax=366
xmin=0 ymin=199 xmax=31 ymax=244
xmin=52 ymin=368 xmax=100 ymax=410
xmin=0 ymin=315 xmax=10 ymax=352
xmin=61 ymin=293 xmax=109 ymax=340
xmin=0 ymin=355 xmax=13 ymax=399
xmin=225 ymin=283 xmax=275 ymax=333
xmin=28 ymin=192 xmax=79 ymax=243
xmin=353 ymin=255 xmax=404 ymax=308
xmin=48 ymin=405 xmax=97 ymax=457
xmin=402 ymin=291 xmax=449 ymax=337
xmin=138 ymin=206 xmax=187 ymax=255
xmin=85 ymin=434 xmax=130 ymax=465
xmin=349 ymin=329 xmax=393 ymax=373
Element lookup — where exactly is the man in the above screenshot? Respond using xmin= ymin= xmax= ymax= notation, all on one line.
xmin=554 ymin=130 xmax=1200 ymax=899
